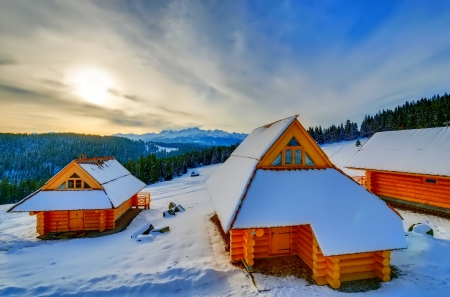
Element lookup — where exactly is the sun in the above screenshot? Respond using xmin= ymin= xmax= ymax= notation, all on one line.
xmin=70 ymin=67 xmax=113 ymax=105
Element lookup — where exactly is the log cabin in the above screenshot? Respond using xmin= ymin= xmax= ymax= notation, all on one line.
xmin=346 ymin=127 xmax=450 ymax=215
xmin=206 ymin=115 xmax=406 ymax=288
xmin=7 ymin=156 xmax=147 ymax=235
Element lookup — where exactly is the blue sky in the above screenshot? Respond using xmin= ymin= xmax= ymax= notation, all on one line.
xmin=0 ymin=0 xmax=449 ymax=134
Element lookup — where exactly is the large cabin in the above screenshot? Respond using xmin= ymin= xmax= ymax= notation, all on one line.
xmin=7 ymin=156 xmax=148 ymax=235
xmin=346 ymin=127 xmax=450 ymax=215
xmin=206 ymin=115 xmax=406 ymax=288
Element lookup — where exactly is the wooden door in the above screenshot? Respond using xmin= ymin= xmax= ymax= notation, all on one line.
xmin=271 ymin=227 xmax=291 ymax=254
xmin=69 ymin=211 xmax=84 ymax=231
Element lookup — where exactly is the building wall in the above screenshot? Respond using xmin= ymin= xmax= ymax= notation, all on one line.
xmin=229 ymin=225 xmax=391 ymax=288
xmin=367 ymin=171 xmax=450 ymax=211
xmin=36 ymin=197 xmax=133 ymax=234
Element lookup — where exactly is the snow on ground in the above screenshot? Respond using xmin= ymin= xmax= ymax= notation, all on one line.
xmin=321 ymin=138 xmax=368 ymax=177
xmin=156 ymin=145 xmax=178 ymax=153
xmin=1 ymin=142 xmax=450 ymax=296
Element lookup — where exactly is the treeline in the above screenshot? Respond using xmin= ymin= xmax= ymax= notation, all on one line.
xmin=307 ymin=93 xmax=450 ymax=144
xmin=0 ymin=133 xmax=204 ymax=182
xmin=0 ymin=133 xmax=218 ymax=204
xmin=0 ymin=178 xmax=46 ymax=205
xmin=124 ymin=145 xmax=238 ymax=184
xmin=0 ymin=142 xmax=238 ymax=204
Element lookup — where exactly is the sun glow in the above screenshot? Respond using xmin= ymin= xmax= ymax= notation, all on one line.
xmin=70 ymin=67 xmax=113 ymax=105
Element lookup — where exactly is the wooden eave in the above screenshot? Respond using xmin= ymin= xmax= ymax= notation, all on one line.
xmin=42 ymin=161 xmax=103 ymax=190
xmin=347 ymin=167 xmax=450 ymax=181
xmin=257 ymin=119 xmax=334 ymax=169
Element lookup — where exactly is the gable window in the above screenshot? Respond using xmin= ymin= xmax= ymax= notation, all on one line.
xmin=271 ymin=153 xmax=282 ymax=166
xmin=57 ymin=172 xmax=93 ymax=190
xmin=305 ymin=153 xmax=315 ymax=166
xmin=270 ymin=137 xmax=316 ymax=167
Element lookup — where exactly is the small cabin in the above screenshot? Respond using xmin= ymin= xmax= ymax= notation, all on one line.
xmin=206 ymin=116 xmax=406 ymax=288
xmin=346 ymin=127 xmax=450 ymax=215
xmin=7 ymin=156 xmax=147 ymax=235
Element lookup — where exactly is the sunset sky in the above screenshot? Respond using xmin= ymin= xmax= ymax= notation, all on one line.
xmin=1 ymin=1 xmax=450 ymax=135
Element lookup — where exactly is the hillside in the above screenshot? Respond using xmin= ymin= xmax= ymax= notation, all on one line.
xmin=115 ymin=127 xmax=247 ymax=146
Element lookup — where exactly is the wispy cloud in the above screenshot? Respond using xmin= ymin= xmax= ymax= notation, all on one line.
xmin=0 ymin=0 xmax=449 ymax=134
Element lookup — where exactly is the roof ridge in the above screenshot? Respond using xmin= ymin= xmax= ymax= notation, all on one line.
xmin=255 ymin=115 xmax=298 ymax=129
xmin=75 ymin=156 xmax=115 ymax=164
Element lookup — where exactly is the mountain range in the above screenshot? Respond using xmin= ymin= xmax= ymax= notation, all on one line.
xmin=114 ymin=127 xmax=247 ymax=146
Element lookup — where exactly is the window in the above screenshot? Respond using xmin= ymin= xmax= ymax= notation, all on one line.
xmin=425 ymin=178 xmax=437 ymax=184
xmin=294 ymin=149 xmax=302 ymax=164
xmin=56 ymin=172 xmax=93 ymax=190
xmin=285 ymin=149 xmax=292 ymax=165
xmin=270 ymin=137 xmax=316 ymax=167
xmin=305 ymin=153 xmax=315 ymax=166
xmin=271 ymin=153 xmax=282 ymax=166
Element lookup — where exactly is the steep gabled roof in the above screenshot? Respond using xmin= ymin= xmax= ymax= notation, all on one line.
xmin=233 ymin=169 xmax=407 ymax=255
xmin=207 ymin=116 xmax=406 ymax=255
xmin=346 ymin=127 xmax=450 ymax=177
xmin=231 ymin=115 xmax=298 ymax=160
xmin=8 ymin=157 xmax=145 ymax=212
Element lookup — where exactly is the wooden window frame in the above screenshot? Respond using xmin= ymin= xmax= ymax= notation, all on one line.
xmin=282 ymin=146 xmax=305 ymax=166
xmin=60 ymin=178 xmax=91 ymax=190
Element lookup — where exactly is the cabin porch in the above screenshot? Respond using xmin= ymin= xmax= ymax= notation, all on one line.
xmin=230 ymin=225 xmax=392 ymax=289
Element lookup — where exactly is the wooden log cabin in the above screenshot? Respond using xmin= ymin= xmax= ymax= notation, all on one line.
xmin=346 ymin=127 xmax=450 ymax=215
xmin=206 ymin=115 xmax=406 ymax=288
xmin=7 ymin=156 xmax=147 ymax=235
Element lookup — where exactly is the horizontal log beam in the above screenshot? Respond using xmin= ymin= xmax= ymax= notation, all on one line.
xmin=326 ymin=275 xmax=341 ymax=289
xmin=340 ymin=271 xmax=376 ymax=282
xmin=339 ymin=257 xmax=374 ymax=267
xmin=340 ymin=264 xmax=373 ymax=275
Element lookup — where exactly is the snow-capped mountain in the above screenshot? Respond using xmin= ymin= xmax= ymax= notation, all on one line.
xmin=115 ymin=127 xmax=247 ymax=146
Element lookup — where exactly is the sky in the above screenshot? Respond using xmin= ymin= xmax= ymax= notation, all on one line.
xmin=1 ymin=0 xmax=450 ymax=135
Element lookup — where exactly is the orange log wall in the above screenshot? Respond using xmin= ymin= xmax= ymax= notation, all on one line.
xmin=35 ymin=197 xmax=132 ymax=235
xmin=367 ymin=171 xmax=450 ymax=210
xmin=230 ymin=225 xmax=391 ymax=288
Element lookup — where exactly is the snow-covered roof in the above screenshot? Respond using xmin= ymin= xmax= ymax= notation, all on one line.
xmin=231 ymin=115 xmax=297 ymax=160
xmin=102 ymin=174 xmax=146 ymax=207
xmin=206 ymin=156 xmax=259 ymax=232
xmin=233 ymin=169 xmax=406 ymax=255
xmin=346 ymin=127 xmax=450 ymax=177
xmin=9 ymin=157 xmax=146 ymax=212
xmin=79 ymin=159 xmax=131 ymax=185
xmin=10 ymin=191 xmax=112 ymax=212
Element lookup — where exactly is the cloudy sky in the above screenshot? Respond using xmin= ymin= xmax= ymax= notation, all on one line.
xmin=1 ymin=1 xmax=450 ymax=135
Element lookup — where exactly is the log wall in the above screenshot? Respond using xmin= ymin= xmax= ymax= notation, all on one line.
xmin=230 ymin=225 xmax=392 ymax=289
xmin=32 ymin=197 xmax=133 ymax=235
xmin=367 ymin=171 xmax=450 ymax=211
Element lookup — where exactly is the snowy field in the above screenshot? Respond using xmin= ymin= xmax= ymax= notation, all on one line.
xmin=1 ymin=140 xmax=450 ymax=296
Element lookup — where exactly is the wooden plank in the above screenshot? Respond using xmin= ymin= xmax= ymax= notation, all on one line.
xmin=374 ymin=270 xmax=391 ymax=282
xmin=230 ymin=247 xmax=244 ymax=256
xmin=254 ymin=240 xmax=269 ymax=247
xmin=373 ymin=254 xmax=390 ymax=266
xmin=340 ymin=271 xmax=376 ymax=282
xmin=374 ymin=262 xmax=392 ymax=274
xmin=326 ymin=275 xmax=341 ymax=289
xmin=231 ymin=254 xmax=244 ymax=261
xmin=312 ymin=275 xmax=327 ymax=285
xmin=339 ymin=252 xmax=374 ymax=260
xmin=340 ymin=264 xmax=373 ymax=274
xmin=339 ymin=257 xmax=374 ymax=267
xmin=326 ymin=267 xmax=340 ymax=279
